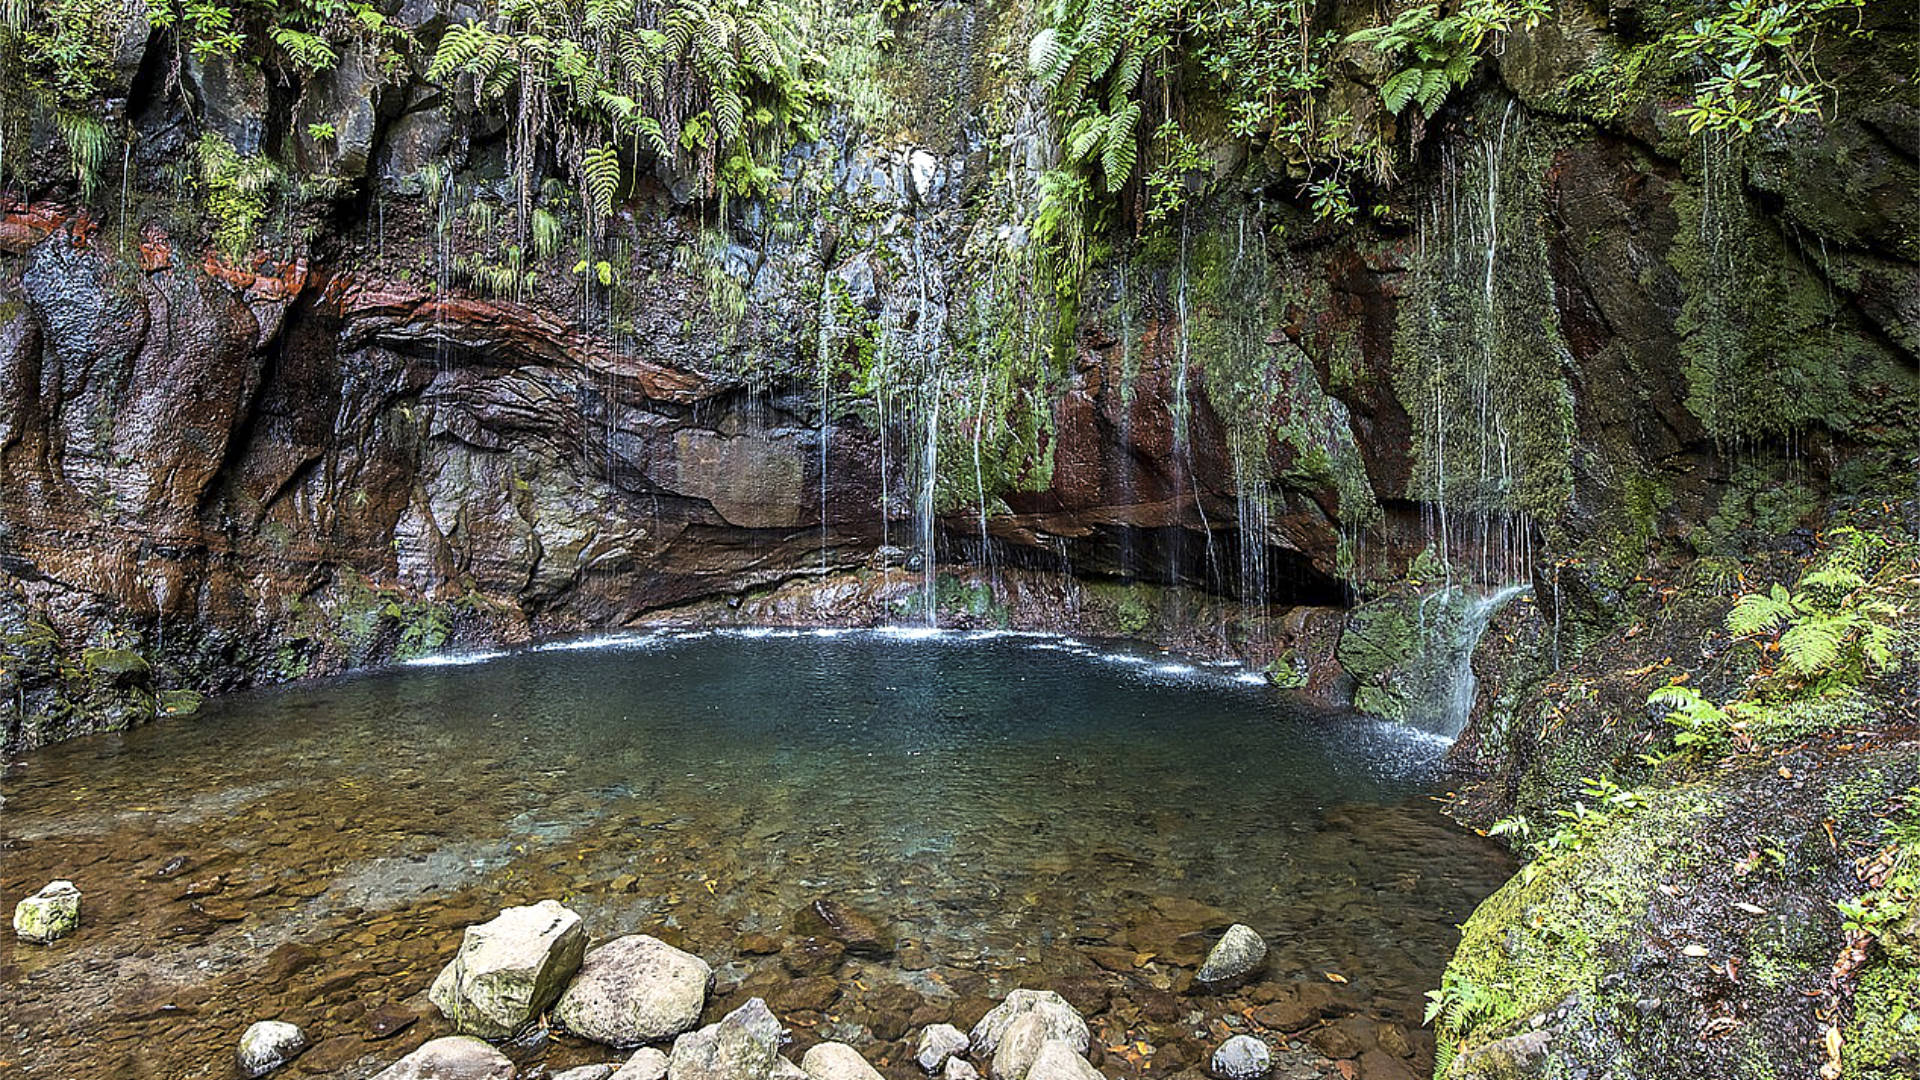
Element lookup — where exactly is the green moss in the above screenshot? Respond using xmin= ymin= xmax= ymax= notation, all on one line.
xmin=1844 ymin=953 xmax=1920 ymax=1079
xmin=1389 ymin=111 xmax=1574 ymax=562
xmin=1439 ymin=786 xmax=1710 ymax=1059
xmin=1669 ymin=141 xmax=1918 ymax=446
xmin=80 ymin=647 xmax=149 ymax=678
xmin=156 ymin=688 xmax=203 ymax=716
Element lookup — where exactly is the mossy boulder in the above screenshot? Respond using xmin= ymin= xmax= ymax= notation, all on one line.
xmin=1435 ymin=742 xmax=1920 ymax=1080
xmin=81 ymin=647 xmax=150 ymax=682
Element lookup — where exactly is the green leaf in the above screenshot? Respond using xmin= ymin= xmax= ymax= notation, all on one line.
xmin=582 ymin=144 xmax=622 ymax=218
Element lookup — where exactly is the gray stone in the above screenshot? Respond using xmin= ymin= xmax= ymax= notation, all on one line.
xmin=237 ymin=1020 xmax=308 ymax=1078
xmin=429 ymin=900 xmax=587 ymax=1039
xmin=906 ymin=148 xmax=946 ymax=205
xmin=13 ymin=880 xmax=81 ymax=944
xmin=970 ymin=990 xmax=1089 ymax=1059
xmin=371 ymin=1036 xmax=516 ymax=1080
xmin=293 ymin=41 xmax=386 ymax=179
xmin=1026 ymin=1041 xmax=1103 ymax=1080
xmin=610 ymin=1047 xmax=668 ymax=1080
xmin=555 ymin=934 xmax=713 ymax=1047
xmin=668 ymin=997 xmax=783 ymax=1080
xmin=551 ymin=1068 xmax=614 ymax=1080
xmin=1445 ymin=1029 xmax=1552 ymax=1078
xmin=1209 ymin=1035 xmax=1271 ymax=1080
xmin=1196 ymin=924 xmax=1268 ymax=986
xmin=771 ymin=1058 xmax=811 ymax=1080
xmin=990 ymin=1014 xmax=1054 ymax=1080
xmin=185 ymin=52 xmax=269 ymax=155
xmin=800 ymin=1041 xmax=885 ymax=1080
xmin=916 ymin=1023 xmax=970 ymax=1073
xmin=944 ymin=1061 xmax=981 ymax=1080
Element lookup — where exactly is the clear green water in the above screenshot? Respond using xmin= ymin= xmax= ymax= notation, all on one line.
xmin=0 ymin=629 xmax=1510 ymax=1078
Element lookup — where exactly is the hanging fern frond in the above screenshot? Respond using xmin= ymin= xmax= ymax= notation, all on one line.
xmin=271 ymin=28 xmax=339 ymax=74
xmin=582 ymin=143 xmax=622 ymax=218
xmin=1099 ymin=99 xmax=1140 ymax=192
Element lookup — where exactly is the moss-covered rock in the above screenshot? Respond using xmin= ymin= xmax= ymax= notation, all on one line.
xmin=1436 ymin=742 xmax=1920 ymax=1080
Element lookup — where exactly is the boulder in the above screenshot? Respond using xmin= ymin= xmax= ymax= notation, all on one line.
xmin=1209 ymin=1035 xmax=1272 ymax=1080
xmin=800 ymin=1041 xmax=885 ymax=1080
xmin=916 ymin=1022 xmax=970 ymax=1072
xmin=771 ymin=1059 xmax=811 ymax=1080
xmin=237 ymin=1020 xmax=308 ymax=1077
xmin=1027 ymin=1040 xmax=1103 ymax=1080
xmin=184 ymin=51 xmax=269 ymax=154
xmin=990 ymin=1013 xmax=1052 ymax=1080
xmin=668 ymin=997 xmax=783 ymax=1080
xmin=610 ymin=1047 xmax=668 ymax=1080
xmin=13 ymin=880 xmax=82 ymax=943
xmin=371 ymin=1036 xmax=516 ymax=1080
xmin=555 ymin=934 xmax=713 ymax=1046
xmin=970 ymin=990 xmax=1089 ymax=1059
xmin=429 ymin=900 xmax=587 ymax=1039
xmin=1195 ymin=925 xmax=1268 ymax=986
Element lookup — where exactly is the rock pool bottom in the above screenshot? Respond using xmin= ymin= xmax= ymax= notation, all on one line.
xmin=0 ymin=628 xmax=1512 ymax=1078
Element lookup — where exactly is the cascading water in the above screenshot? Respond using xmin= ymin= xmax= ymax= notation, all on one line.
xmin=1439 ymin=583 xmax=1528 ymax=737
xmin=1398 ymin=98 xmax=1567 ymax=590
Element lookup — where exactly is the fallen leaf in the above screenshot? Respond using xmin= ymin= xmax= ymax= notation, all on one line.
xmin=1733 ymin=902 xmax=1767 ymax=915
xmin=1325 ymin=972 xmax=1348 ymax=983
xmin=1682 ymin=944 xmax=1710 ymax=958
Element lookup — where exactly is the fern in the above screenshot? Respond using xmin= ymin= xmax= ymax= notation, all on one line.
xmin=1099 ymin=100 xmax=1140 ymax=193
xmin=270 ymin=27 xmax=338 ymax=73
xmin=581 ymin=144 xmax=621 ymax=219
xmin=1728 ymin=584 xmax=1795 ymax=636
xmin=55 ymin=111 xmax=110 ymax=197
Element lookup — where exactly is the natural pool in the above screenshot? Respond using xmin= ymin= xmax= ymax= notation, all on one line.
xmin=0 ymin=629 xmax=1512 ymax=1078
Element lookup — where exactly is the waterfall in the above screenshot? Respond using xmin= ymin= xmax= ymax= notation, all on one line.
xmin=919 ymin=388 xmax=941 ymax=627
xmin=1441 ymin=584 xmax=1528 ymax=737
xmin=816 ymin=282 xmax=836 ymax=574
xmin=1399 ymin=97 xmax=1561 ymax=589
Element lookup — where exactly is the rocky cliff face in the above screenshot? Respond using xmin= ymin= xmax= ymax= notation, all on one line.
xmin=1 ymin=0 xmax=1915 ymax=756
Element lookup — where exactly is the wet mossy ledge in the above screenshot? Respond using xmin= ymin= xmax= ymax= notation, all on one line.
xmin=2 ymin=1 xmax=1918 ymax=1078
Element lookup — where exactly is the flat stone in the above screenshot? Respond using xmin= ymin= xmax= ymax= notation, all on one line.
xmin=1249 ymin=1001 xmax=1316 ymax=1033
xmin=13 ymin=880 xmax=82 ymax=943
xmin=554 ymin=934 xmax=713 ymax=1047
xmin=551 ymin=1067 xmax=615 ymax=1080
xmin=237 ymin=1020 xmax=309 ymax=1077
xmin=429 ymin=899 xmax=586 ymax=1039
xmin=800 ymin=1041 xmax=885 ymax=1080
xmin=364 ymin=1001 xmax=423 ymax=1041
xmin=370 ymin=1036 xmax=515 ymax=1080
xmin=793 ymin=898 xmax=895 ymax=959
